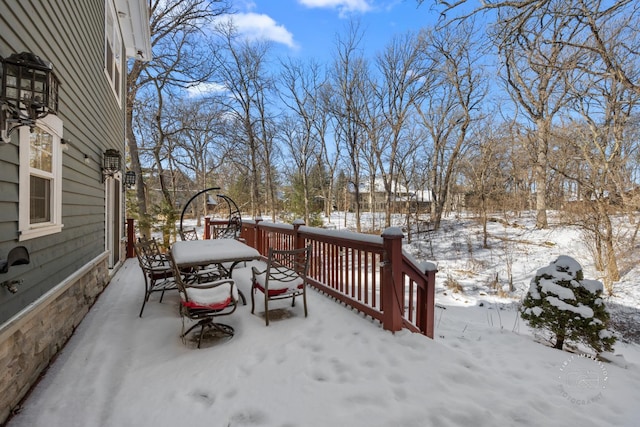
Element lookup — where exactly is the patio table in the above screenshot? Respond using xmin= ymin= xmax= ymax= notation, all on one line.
xmin=171 ymin=239 xmax=261 ymax=305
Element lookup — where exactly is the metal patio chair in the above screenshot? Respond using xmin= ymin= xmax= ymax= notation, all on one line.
xmin=166 ymin=252 xmax=238 ymax=348
xmin=134 ymin=237 xmax=177 ymax=317
xmin=179 ymin=227 xmax=199 ymax=241
xmin=251 ymin=244 xmax=311 ymax=326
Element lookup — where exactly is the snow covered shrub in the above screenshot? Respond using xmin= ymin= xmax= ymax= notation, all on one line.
xmin=521 ymin=255 xmax=615 ymax=353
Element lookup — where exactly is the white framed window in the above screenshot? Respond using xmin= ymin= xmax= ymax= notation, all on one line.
xmin=105 ymin=0 xmax=123 ymax=105
xmin=19 ymin=115 xmax=64 ymax=240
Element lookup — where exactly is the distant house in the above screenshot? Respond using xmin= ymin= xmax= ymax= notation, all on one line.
xmin=349 ymin=178 xmax=433 ymax=213
xmin=0 ymin=1 xmax=151 ymax=422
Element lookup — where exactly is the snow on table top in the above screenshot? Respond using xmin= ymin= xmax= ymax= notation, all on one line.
xmin=171 ymin=239 xmax=260 ymax=267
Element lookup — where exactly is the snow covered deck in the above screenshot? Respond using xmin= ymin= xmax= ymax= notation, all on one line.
xmin=7 ymin=258 xmax=640 ymax=426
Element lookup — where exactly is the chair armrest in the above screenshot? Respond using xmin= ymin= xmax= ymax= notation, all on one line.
xmin=251 ymin=266 xmax=266 ymax=276
xmin=150 ymin=256 xmax=169 ymax=267
xmin=185 ymin=278 xmax=234 ymax=290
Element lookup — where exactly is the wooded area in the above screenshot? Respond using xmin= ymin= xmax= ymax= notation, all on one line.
xmin=125 ymin=0 xmax=640 ymax=292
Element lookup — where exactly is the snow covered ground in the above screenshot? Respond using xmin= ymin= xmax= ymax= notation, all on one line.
xmin=7 ymin=211 xmax=640 ymax=426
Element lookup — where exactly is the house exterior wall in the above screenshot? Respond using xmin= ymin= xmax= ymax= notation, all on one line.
xmin=0 ymin=1 xmax=146 ymax=422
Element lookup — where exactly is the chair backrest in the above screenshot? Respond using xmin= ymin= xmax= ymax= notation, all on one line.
xmin=212 ymin=194 xmax=242 ymax=239
xmin=164 ymin=252 xmax=234 ymax=308
xmin=180 ymin=228 xmax=199 ymax=241
xmin=164 ymin=252 xmax=190 ymax=299
xmin=265 ymin=245 xmax=311 ymax=284
xmin=216 ymin=215 xmax=241 ymax=239
xmin=135 ymin=237 xmax=168 ymax=267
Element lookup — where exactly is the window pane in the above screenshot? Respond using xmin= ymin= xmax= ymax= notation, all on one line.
xmin=106 ymin=42 xmax=114 ymax=80
xmin=30 ymin=128 xmax=53 ymax=172
xmin=114 ymin=67 xmax=120 ymax=97
xmin=21 ymin=75 xmax=32 ymax=89
xmin=30 ymin=175 xmax=51 ymax=223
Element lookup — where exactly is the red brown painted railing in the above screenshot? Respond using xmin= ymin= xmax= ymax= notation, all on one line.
xmin=126 ymin=218 xmax=135 ymax=258
xmin=240 ymin=219 xmax=437 ymax=338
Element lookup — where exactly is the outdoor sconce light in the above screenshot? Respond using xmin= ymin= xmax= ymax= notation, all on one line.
xmin=1 ymin=52 xmax=59 ymax=143
xmin=102 ymin=149 xmax=122 ymax=181
xmin=0 ymin=246 xmax=30 ymax=294
xmin=124 ymin=170 xmax=136 ymax=188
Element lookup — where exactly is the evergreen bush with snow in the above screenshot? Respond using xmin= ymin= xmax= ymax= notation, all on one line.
xmin=521 ymin=255 xmax=615 ymax=353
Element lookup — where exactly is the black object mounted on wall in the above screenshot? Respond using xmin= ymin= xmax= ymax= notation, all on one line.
xmin=0 ymin=246 xmax=30 ymax=274
xmin=1 ymin=52 xmax=59 ymax=143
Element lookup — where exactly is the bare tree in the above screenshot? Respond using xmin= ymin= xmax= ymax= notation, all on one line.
xmin=394 ymin=120 xmax=428 ymax=243
xmin=560 ymin=47 xmax=640 ymax=292
xmin=169 ymin=97 xmax=230 ymax=224
xmin=428 ymin=0 xmax=640 ymax=95
xmin=360 ymin=84 xmax=384 ymax=232
xmin=414 ymin=23 xmax=485 ymax=230
xmin=315 ymin=82 xmax=339 ymax=222
xmin=279 ymin=59 xmax=326 ymax=223
xmin=212 ymin=19 xmax=276 ymax=218
xmin=461 ymin=121 xmax=514 ymax=247
xmin=328 ymin=21 xmax=370 ymax=232
xmin=493 ymin=6 xmax=578 ymax=228
xmin=126 ymin=0 xmax=230 ymax=237
xmin=372 ymin=31 xmax=432 ymax=228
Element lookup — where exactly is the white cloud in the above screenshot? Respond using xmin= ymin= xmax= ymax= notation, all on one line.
xmin=228 ymin=13 xmax=298 ymax=49
xmin=185 ymin=82 xmax=226 ymax=97
xmin=298 ymin=0 xmax=372 ymax=15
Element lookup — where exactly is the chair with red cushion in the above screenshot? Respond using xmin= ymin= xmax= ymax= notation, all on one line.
xmin=166 ymin=252 xmax=238 ymax=348
xmin=251 ymin=245 xmax=311 ymax=326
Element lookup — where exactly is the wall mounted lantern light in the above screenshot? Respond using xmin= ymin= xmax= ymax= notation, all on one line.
xmin=124 ymin=170 xmax=136 ymax=188
xmin=102 ymin=149 xmax=122 ymax=181
xmin=1 ymin=52 xmax=59 ymax=143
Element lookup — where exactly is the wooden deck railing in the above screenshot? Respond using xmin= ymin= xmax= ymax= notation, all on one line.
xmin=240 ymin=219 xmax=436 ymax=338
xmin=126 ymin=217 xmax=437 ymax=337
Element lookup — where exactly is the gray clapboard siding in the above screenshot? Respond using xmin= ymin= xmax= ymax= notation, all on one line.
xmin=0 ymin=0 xmax=126 ymax=324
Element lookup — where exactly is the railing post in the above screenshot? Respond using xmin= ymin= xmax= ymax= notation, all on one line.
xmin=425 ymin=269 xmax=436 ymax=338
xmin=293 ymin=219 xmax=305 ymax=250
xmin=126 ymin=218 xmax=135 ymax=258
xmin=381 ymin=227 xmax=404 ymax=333
xmin=239 ymin=221 xmax=251 ymax=246
xmin=204 ymin=217 xmax=211 ymax=240
xmin=255 ymin=217 xmax=263 ymax=255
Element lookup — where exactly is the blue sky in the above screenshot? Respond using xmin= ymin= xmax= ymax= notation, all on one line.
xmin=223 ymin=0 xmax=441 ymax=65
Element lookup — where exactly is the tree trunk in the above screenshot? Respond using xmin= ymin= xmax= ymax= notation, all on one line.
xmin=554 ymin=333 xmax=564 ymax=350
xmin=534 ymin=120 xmax=549 ymax=229
xmin=125 ymin=36 xmax=148 ymax=239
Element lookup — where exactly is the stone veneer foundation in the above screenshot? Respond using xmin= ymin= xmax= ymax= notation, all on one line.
xmin=0 ymin=253 xmax=111 ymax=424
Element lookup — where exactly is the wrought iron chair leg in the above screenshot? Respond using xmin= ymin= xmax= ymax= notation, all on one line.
xmin=238 ymin=289 xmax=247 ymax=306
xmin=197 ymin=325 xmax=206 ymax=349
xmin=139 ymin=285 xmax=151 ymax=317
xmin=183 ymin=322 xmax=202 ymax=337
xmin=211 ymin=322 xmax=234 ymax=337
xmin=303 ymin=292 xmax=308 ymax=317
xmin=250 ymin=285 xmax=256 ymax=314
xmin=139 ymin=296 xmax=148 ymax=318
